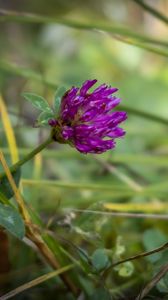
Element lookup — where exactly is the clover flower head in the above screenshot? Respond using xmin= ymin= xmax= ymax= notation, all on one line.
xmin=48 ymin=79 xmax=127 ymax=154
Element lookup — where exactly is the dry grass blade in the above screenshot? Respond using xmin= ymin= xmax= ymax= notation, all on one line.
xmin=0 ymin=150 xmax=30 ymax=222
xmin=33 ymin=153 xmax=42 ymax=179
xmin=103 ymin=202 xmax=168 ymax=213
xmin=0 ymin=95 xmax=19 ymax=164
xmin=136 ymin=263 xmax=168 ymax=300
xmin=0 ymin=264 xmax=74 ymax=300
xmin=0 ymin=152 xmax=78 ymax=296
xmin=72 ymin=208 xmax=168 ymax=220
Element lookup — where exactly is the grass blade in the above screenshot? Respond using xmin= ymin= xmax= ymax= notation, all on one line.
xmin=0 ymin=95 xmax=19 ymax=164
xmin=0 ymin=264 xmax=74 ymax=300
xmin=0 ymin=9 xmax=168 ymax=48
xmin=132 ymin=0 xmax=168 ymax=25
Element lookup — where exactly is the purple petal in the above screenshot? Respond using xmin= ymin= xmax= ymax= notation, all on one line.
xmin=61 ymin=87 xmax=79 ymax=111
xmin=61 ymin=106 xmax=79 ymax=122
xmin=62 ymin=126 xmax=74 ymax=140
xmin=80 ymin=107 xmax=100 ymax=122
xmin=107 ymin=127 xmax=126 ymax=138
xmin=75 ymin=137 xmax=116 ymax=154
xmin=99 ymin=87 xmax=118 ymax=97
xmin=74 ymin=124 xmax=96 ymax=138
xmin=48 ymin=119 xmax=58 ymax=127
xmin=105 ymin=97 xmax=121 ymax=112
xmin=53 ymin=79 xmax=127 ymax=154
xmin=93 ymin=84 xmax=107 ymax=94
xmin=109 ymin=111 xmax=127 ymax=125
xmin=80 ymin=79 xmax=97 ymax=96
xmin=75 ymin=142 xmax=93 ymax=153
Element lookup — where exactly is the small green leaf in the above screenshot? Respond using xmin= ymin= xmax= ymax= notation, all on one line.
xmin=90 ymin=287 xmax=111 ymax=300
xmin=117 ymin=261 xmax=134 ymax=277
xmin=115 ymin=236 xmax=125 ymax=258
xmin=0 ymin=168 xmax=21 ymax=199
xmin=23 ymin=93 xmax=52 ymax=113
xmin=37 ymin=111 xmax=54 ymax=126
xmin=0 ymin=191 xmax=11 ymax=205
xmin=0 ymin=203 xmax=25 ymax=239
xmin=91 ymin=249 xmax=109 ymax=272
xmin=53 ymin=87 xmax=66 ymax=115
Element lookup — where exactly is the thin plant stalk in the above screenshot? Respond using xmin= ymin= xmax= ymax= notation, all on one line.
xmin=0 ymin=149 xmax=78 ymax=296
xmin=0 ymin=9 xmax=168 ymax=47
xmin=0 ymin=136 xmax=52 ymax=179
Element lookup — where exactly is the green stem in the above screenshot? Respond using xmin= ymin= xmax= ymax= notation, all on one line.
xmin=119 ymin=105 xmax=168 ymax=126
xmin=0 ymin=60 xmax=58 ymax=89
xmin=132 ymin=0 xmax=168 ymax=25
xmin=0 ymin=136 xmax=53 ymax=178
xmin=115 ymin=36 xmax=168 ymax=58
xmin=0 ymin=9 xmax=168 ymax=47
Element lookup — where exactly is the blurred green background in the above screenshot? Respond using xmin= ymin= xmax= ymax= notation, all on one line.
xmin=0 ymin=0 xmax=168 ymax=299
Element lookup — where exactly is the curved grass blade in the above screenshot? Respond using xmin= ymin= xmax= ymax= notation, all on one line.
xmin=0 ymin=9 xmax=167 ymax=47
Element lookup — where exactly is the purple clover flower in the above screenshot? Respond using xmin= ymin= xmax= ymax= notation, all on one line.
xmin=49 ymin=79 xmax=127 ymax=154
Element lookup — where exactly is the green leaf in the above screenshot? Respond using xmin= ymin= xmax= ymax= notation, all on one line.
xmin=37 ymin=111 xmax=54 ymax=126
xmin=0 ymin=168 xmax=21 ymax=199
xmin=76 ymin=247 xmax=91 ymax=272
xmin=77 ymin=247 xmax=90 ymax=263
xmin=114 ymin=236 xmax=125 ymax=259
xmin=91 ymin=249 xmax=109 ymax=272
xmin=157 ymin=272 xmax=168 ymax=293
xmin=0 ymin=191 xmax=11 ymax=205
xmin=143 ymin=229 xmax=167 ymax=262
xmin=22 ymin=93 xmax=52 ymax=113
xmin=117 ymin=261 xmax=134 ymax=277
xmin=90 ymin=287 xmax=111 ymax=300
xmin=53 ymin=87 xmax=66 ymax=115
xmin=0 ymin=203 xmax=25 ymax=239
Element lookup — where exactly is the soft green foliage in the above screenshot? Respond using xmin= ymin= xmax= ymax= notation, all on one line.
xmin=0 ymin=203 xmax=25 ymax=239
xmin=0 ymin=169 xmax=21 ymax=199
xmin=37 ymin=111 xmax=54 ymax=126
xmin=0 ymin=191 xmax=11 ymax=205
xmin=157 ymin=273 xmax=168 ymax=293
xmin=22 ymin=93 xmax=52 ymax=113
xmin=0 ymin=1 xmax=168 ymax=299
xmin=90 ymin=287 xmax=111 ymax=300
xmin=53 ymin=86 xmax=66 ymax=116
xmin=117 ymin=261 xmax=134 ymax=277
xmin=114 ymin=236 xmax=134 ymax=277
xmin=91 ymin=248 xmax=110 ymax=272
xmin=23 ymin=92 xmax=55 ymax=126
xmin=143 ymin=229 xmax=167 ymax=262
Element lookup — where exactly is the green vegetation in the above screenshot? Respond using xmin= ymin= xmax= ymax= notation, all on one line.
xmin=0 ymin=1 xmax=168 ymax=299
